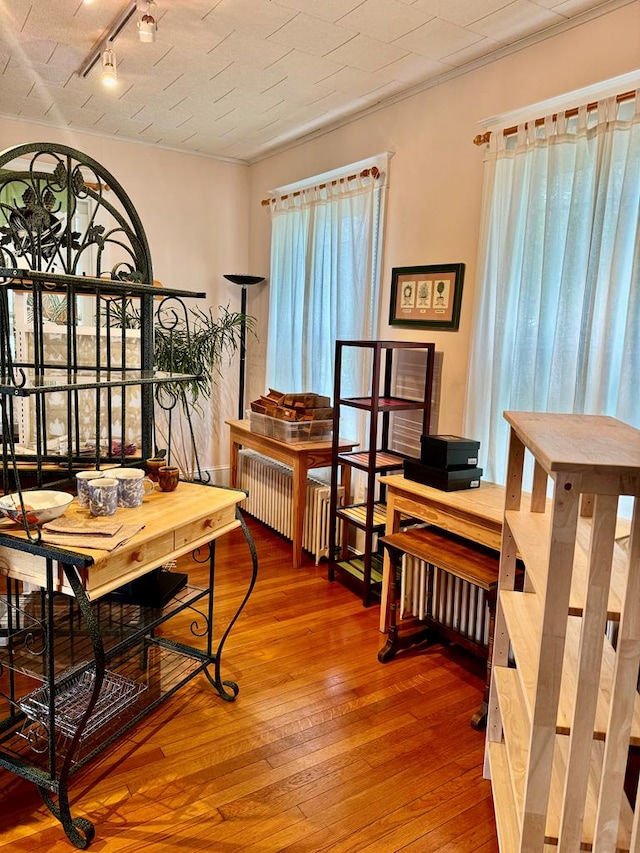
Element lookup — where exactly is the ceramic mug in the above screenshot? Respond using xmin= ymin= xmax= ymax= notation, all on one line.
xmin=76 ymin=470 xmax=105 ymax=508
xmin=111 ymin=468 xmax=155 ymax=507
xmin=145 ymin=457 xmax=166 ymax=482
xmin=87 ymin=477 xmax=119 ymax=517
xmin=158 ymin=466 xmax=180 ymax=493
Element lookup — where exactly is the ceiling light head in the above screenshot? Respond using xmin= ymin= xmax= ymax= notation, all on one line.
xmin=101 ymin=48 xmax=117 ymax=88
xmin=137 ymin=0 xmax=157 ymax=43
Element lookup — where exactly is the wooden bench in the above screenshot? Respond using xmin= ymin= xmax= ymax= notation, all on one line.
xmin=378 ymin=525 xmax=500 ymax=729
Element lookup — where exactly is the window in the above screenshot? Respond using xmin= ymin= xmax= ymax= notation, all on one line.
xmin=264 ymin=157 xmax=388 ymax=411
xmin=465 ymin=92 xmax=640 ymax=487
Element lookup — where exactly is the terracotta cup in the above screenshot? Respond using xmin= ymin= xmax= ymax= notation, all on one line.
xmin=145 ymin=457 xmax=166 ymax=482
xmin=158 ymin=466 xmax=180 ymax=492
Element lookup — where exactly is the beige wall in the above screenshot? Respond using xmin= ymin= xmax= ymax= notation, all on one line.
xmin=0 ymin=121 xmax=250 ymax=473
xmin=248 ymin=1 xmax=640 ymax=435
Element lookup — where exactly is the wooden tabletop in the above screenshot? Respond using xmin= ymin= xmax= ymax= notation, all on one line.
xmin=0 ymin=482 xmax=244 ymax=600
xmin=380 ymin=474 xmax=506 ymax=526
xmin=226 ymin=418 xmax=357 ymax=454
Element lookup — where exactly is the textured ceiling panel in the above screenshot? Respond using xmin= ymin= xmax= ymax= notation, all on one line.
xmin=0 ymin=0 xmax=631 ymax=162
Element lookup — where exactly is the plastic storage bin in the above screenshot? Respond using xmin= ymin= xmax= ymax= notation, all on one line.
xmin=247 ymin=411 xmax=332 ymax=443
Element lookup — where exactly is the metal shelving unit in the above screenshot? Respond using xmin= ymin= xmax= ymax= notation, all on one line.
xmin=0 ymin=142 xmax=257 ymax=848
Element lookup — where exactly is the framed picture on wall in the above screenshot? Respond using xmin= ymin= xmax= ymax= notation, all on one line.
xmin=389 ymin=263 xmax=465 ymax=330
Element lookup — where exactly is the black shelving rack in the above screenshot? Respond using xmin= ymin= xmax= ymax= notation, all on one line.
xmin=327 ymin=340 xmax=436 ymax=606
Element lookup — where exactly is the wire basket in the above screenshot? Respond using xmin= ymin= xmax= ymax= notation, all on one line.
xmin=19 ymin=666 xmax=147 ymax=741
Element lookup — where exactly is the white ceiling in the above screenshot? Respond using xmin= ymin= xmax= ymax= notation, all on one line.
xmin=0 ymin=0 xmax=630 ymax=163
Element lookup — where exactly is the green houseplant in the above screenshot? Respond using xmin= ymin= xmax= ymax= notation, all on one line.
xmin=153 ymin=303 xmax=255 ymax=480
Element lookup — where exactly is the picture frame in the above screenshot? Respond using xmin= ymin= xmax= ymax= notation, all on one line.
xmin=389 ymin=263 xmax=465 ymax=330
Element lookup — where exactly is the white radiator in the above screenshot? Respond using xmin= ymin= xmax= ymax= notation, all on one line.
xmin=400 ymin=555 xmax=490 ymax=647
xmin=237 ymin=450 xmax=344 ymax=564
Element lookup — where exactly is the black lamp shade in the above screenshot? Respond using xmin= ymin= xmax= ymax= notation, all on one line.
xmin=224 ymin=274 xmax=265 ymax=286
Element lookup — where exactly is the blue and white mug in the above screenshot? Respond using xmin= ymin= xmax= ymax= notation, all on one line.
xmin=111 ymin=468 xmax=155 ymax=508
xmin=76 ymin=470 xmax=105 ymax=508
xmin=87 ymin=477 xmax=119 ymax=517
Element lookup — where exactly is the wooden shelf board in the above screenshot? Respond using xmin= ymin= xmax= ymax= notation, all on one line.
xmin=505 ymin=511 xmax=629 ymax=620
xmin=487 ymin=741 xmax=522 ymax=851
xmin=341 ymin=395 xmax=428 ymax=412
xmin=503 ymin=411 xmax=640 ymax=479
xmin=337 ymin=502 xmax=387 ymax=529
xmin=490 ymin=732 xmax=633 ymax=850
xmin=494 ymin=666 xmax=530 ymax=817
xmin=339 ymin=450 xmax=405 ymax=472
xmin=335 ymin=554 xmax=384 ymax=585
xmin=547 ymin=736 xmax=633 ymax=850
xmin=500 ymin=592 xmax=640 ymax=744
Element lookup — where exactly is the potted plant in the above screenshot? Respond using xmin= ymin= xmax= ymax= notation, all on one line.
xmin=153 ymin=302 xmax=254 ymax=480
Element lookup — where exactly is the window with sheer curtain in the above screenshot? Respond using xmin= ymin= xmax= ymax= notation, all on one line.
xmin=265 ymin=162 xmax=387 ymax=412
xmin=464 ymin=92 xmax=640 ymax=486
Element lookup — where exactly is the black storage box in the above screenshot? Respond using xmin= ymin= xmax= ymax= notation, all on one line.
xmin=420 ymin=434 xmax=480 ymax=469
xmin=404 ymin=458 xmax=483 ymax=491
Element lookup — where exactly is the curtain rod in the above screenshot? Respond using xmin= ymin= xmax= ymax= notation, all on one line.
xmin=261 ymin=166 xmax=380 ymax=207
xmin=473 ymin=88 xmax=636 ymax=146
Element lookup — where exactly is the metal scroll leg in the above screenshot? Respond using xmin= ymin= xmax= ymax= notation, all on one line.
xmin=36 ymin=564 xmax=106 ymax=848
xmin=202 ymin=507 xmax=258 ymax=701
xmin=38 ymin=787 xmax=96 ymax=850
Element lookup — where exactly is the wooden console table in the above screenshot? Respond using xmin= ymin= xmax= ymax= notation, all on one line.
xmin=227 ymin=419 xmax=356 ymax=568
xmin=379 ymin=475 xmax=506 ymax=634
xmin=379 ymin=477 xmax=509 ymax=731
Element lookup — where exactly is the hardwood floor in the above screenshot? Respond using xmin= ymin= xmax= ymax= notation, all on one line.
xmin=0 ymin=516 xmax=499 ymax=852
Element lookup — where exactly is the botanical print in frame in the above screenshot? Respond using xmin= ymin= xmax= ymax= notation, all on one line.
xmin=389 ymin=264 xmax=465 ymax=330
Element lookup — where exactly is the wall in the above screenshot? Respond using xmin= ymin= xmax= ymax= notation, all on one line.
xmin=0 ymin=120 xmax=250 ymax=476
xmin=248 ymin=1 xmax=640 ymax=436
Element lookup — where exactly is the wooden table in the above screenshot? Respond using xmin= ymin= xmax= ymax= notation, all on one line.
xmin=227 ymin=419 xmax=356 ymax=568
xmin=378 ymin=475 xmax=506 ymax=632
xmin=378 ymin=476 xmax=507 ymax=729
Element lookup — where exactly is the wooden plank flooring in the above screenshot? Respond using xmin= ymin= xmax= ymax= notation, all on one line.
xmin=0 ymin=516 xmax=498 ymax=852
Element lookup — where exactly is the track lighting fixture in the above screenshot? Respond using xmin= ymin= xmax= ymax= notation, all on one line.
xmin=137 ymin=0 xmax=157 ymax=43
xmin=78 ymin=1 xmax=158 ymax=83
xmin=101 ymin=48 xmax=117 ymax=87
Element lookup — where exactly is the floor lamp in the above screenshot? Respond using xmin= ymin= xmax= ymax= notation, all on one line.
xmin=224 ymin=274 xmax=265 ymax=419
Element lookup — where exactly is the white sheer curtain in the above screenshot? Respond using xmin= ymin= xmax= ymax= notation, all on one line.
xmin=465 ymin=92 xmax=640 ymax=486
xmin=266 ymin=168 xmax=386 ymax=407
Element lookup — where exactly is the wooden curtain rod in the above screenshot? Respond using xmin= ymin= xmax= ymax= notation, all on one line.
xmin=473 ymin=88 xmax=636 ymax=146
xmin=261 ymin=166 xmax=380 ymax=206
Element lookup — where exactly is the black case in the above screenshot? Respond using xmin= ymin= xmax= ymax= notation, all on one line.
xmin=404 ymin=458 xmax=483 ymax=491
xmin=420 ymin=434 xmax=480 ymax=469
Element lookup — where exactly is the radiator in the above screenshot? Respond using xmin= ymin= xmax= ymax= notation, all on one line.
xmin=237 ymin=450 xmax=344 ymax=564
xmin=400 ymin=554 xmax=490 ymax=647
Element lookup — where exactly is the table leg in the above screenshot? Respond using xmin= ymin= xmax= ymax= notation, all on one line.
xmin=229 ymin=435 xmax=239 ymax=489
xmin=470 ymin=586 xmax=496 ymax=730
xmin=379 ymin=501 xmax=402 ymax=633
xmin=291 ymin=460 xmax=306 ymax=569
xmin=378 ymin=543 xmax=401 ymax=662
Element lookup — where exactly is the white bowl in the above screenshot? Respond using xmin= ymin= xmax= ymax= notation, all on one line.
xmin=0 ymin=490 xmax=74 ymax=526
